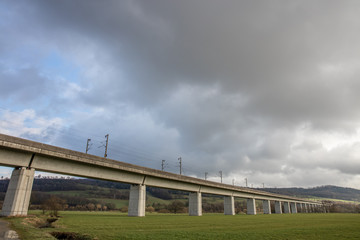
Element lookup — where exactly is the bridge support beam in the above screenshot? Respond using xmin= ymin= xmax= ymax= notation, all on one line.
xmin=283 ymin=201 xmax=290 ymax=213
xmin=247 ymin=198 xmax=256 ymax=215
xmin=290 ymin=202 xmax=297 ymax=213
xmin=1 ymin=167 xmax=35 ymax=216
xmin=275 ymin=201 xmax=282 ymax=214
xmin=189 ymin=192 xmax=202 ymax=216
xmin=128 ymin=184 xmax=146 ymax=217
xmin=263 ymin=200 xmax=271 ymax=214
xmin=224 ymin=196 xmax=235 ymax=215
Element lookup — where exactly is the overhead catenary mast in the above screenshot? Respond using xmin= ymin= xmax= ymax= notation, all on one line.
xmin=104 ymin=134 xmax=109 ymax=158
xmin=85 ymin=138 xmax=91 ymax=154
xmin=161 ymin=160 xmax=166 ymax=171
xmin=178 ymin=157 xmax=182 ymax=175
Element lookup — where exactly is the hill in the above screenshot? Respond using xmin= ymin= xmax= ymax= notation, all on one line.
xmin=0 ymin=179 xmax=359 ymax=211
xmin=258 ymin=185 xmax=360 ymax=202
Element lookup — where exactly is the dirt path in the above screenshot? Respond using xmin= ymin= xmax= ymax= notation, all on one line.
xmin=0 ymin=219 xmax=19 ymax=240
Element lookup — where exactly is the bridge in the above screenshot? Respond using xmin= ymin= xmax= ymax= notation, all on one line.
xmin=0 ymin=133 xmax=322 ymax=216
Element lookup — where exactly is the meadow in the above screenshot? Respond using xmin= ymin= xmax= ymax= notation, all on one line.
xmin=5 ymin=211 xmax=360 ymax=240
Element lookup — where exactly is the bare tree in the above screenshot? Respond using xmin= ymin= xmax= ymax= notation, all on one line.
xmin=167 ymin=200 xmax=185 ymax=214
xmin=43 ymin=196 xmax=66 ymax=217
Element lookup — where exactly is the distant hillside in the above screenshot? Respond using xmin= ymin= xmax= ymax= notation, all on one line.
xmin=0 ymin=178 xmax=184 ymax=206
xmin=258 ymin=185 xmax=360 ymax=202
xmin=0 ymin=179 xmax=359 ymax=203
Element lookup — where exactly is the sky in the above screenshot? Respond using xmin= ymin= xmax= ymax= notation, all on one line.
xmin=1 ymin=0 xmax=360 ymax=189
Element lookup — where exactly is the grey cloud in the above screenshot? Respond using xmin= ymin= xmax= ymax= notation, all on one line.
xmin=26 ymin=0 xmax=360 ymax=130
xmin=2 ymin=0 xmax=360 ymax=187
xmin=0 ymin=68 xmax=47 ymax=102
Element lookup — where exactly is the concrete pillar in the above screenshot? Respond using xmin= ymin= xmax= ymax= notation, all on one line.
xmin=303 ymin=203 xmax=308 ymax=213
xmin=1 ymin=167 xmax=35 ymax=216
xmin=290 ymin=202 xmax=297 ymax=213
xmin=263 ymin=200 xmax=271 ymax=214
xmin=247 ymin=198 xmax=256 ymax=215
xmin=128 ymin=184 xmax=146 ymax=217
xmin=224 ymin=196 xmax=235 ymax=215
xmin=275 ymin=201 xmax=282 ymax=214
xmin=189 ymin=192 xmax=202 ymax=216
xmin=283 ymin=201 xmax=290 ymax=213
xmin=296 ymin=203 xmax=302 ymax=213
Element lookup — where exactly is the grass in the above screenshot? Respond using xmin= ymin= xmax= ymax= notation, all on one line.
xmin=4 ymin=211 xmax=360 ymax=240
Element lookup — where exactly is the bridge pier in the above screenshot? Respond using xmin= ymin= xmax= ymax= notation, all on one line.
xmin=263 ymin=200 xmax=271 ymax=214
xmin=247 ymin=198 xmax=256 ymax=215
xmin=323 ymin=205 xmax=327 ymax=213
xmin=300 ymin=203 xmax=304 ymax=213
xmin=307 ymin=204 xmax=312 ymax=213
xmin=224 ymin=196 xmax=235 ymax=215
xmin=296 ymin=203 xmax=302 ymax=213
xmin=1 ymin=167 xmax=35 ymax=216
xmin=283 ymin=201 xmax=290 ymax=213
xmin=290 ymin=202 xmax=297 ymax=213
xmin=275 ymin=201 xmax=282 ymax=214
xmin=128 ymin=184 xmax=146 ymax=217
xmin=189 ymin=192 xmax=202 ymax=216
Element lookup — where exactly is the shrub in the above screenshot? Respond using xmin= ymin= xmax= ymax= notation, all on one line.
xmin=146 ymin=206 xmax=155 ymax=213
xmin=120 ymin=206 xmax=128 ymax=213
xmin=158 ymin=209 xmax=170 ymax=213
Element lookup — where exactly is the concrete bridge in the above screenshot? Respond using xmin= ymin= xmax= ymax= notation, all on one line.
xmin=0 ymin=133 xmax=322 ymax=217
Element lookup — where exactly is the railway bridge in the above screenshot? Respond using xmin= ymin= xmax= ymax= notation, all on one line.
xmin=0 ymin=134 xmax=322 ymax=217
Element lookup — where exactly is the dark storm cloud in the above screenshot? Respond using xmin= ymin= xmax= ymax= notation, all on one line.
xmin=26 ymin=0 xmax=360 ymax=125
xmin=1 ymin=0 xmax=360 ymax=187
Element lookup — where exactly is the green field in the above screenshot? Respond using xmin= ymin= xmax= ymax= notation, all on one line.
xmin=5 ymin=212 xmax=360 ymax=240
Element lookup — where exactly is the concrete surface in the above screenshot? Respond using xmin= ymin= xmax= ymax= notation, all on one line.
xmin=189 ymin=192 xmax=202 ymax=216
xmin=224 ymin=196 xmax=235 ymax=215
xmin=128 ymin=184 xmax=146 ymax=217
xmin=1 ymin=167 xmax=34 ymax=216
xmin=283 ymin=202 xmax=290 ymax=214
xmin=275 ymin=201 xmax=282 ymax=214
xmin=263 ymin=200 xmax=271 ymax=214
xmin=290 ymin=202 xmax=297 ymax=213
xmin=247 ymin=198 xmax=256 ymax=215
